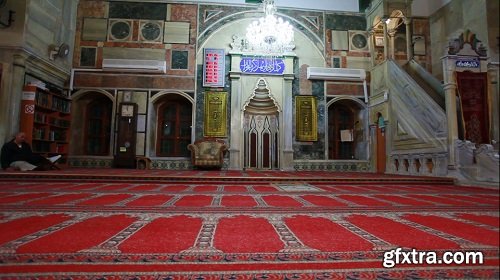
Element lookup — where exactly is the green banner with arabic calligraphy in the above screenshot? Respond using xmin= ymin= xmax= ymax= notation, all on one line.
xmin=295 ymin=96 xmax=317 ymax=141
xmin=204 ymin=92 xmax=227 ymax=137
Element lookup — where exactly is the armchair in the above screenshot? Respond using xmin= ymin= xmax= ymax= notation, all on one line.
xmin=187 ymin=138 xmax=227 ymax=169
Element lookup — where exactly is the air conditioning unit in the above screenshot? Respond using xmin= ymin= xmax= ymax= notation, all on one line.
xmin=102 ymin=59 xmax=167 ymax=73
xmin=307 ymin=67 xmax=366 ymax=81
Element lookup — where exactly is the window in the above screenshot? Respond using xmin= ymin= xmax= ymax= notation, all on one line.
xmin=85 ymin=98 xmax=112 ymax=155
xmin=156 ymin=96 xmax=192 ymax=157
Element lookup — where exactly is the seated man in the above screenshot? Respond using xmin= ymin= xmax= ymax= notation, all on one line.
xmin=1 ymin=132 xmax=61 ymax=171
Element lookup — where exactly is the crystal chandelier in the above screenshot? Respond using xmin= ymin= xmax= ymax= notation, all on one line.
xmin=245 ymin=0 xmax=295 ymax=55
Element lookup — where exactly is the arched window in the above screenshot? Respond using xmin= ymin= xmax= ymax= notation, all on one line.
xmin=85 ymin=98 xmax=112 ymax=155
xmin=156 ymin=95 xmax=192 ymax=157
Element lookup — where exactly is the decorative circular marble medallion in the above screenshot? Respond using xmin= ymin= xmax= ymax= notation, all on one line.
xmin=141 ymin=22 xmax=162 ymax=41
xmin=110 ymin=21 xmax=130 ymax=40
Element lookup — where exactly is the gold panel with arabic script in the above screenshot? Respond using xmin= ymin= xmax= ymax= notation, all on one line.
xmin=204 ymin=92 xmax=227 ymax=137
xmin=295 ymin=96 xmax=317 ymax=141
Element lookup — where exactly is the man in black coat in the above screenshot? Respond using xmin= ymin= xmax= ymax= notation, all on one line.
xmin=1 ymin=132 xmax=60 ymax=171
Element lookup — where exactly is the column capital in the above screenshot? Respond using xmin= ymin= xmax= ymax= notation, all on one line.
xmin=229 ymin=72 xmax=241 ymax=79
xmin=443 ymin=83 xmax=457 ymax=90
xmin=13 ymin=54 xmax=28 ymax=67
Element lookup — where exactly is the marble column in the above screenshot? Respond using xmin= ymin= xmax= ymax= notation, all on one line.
xmin=404 ymin=18 xmax=413 ymax=61
xmin=368 ymin=30 xmax=376 ymax=67
xmin=281 ymin=73 xmax=294 ymax=171
xmin=229 ymin=72 xmax=242 ymax=170
xmin=487 ymin=62 xmax=499 ymax=145
xmin=388 ymin=30 xmax=396 ymax=60
xmin=442 ymin=57 xmax=459 ymax=169
xmin=383 ymin=21 xmax=389 ymax=60
xmin=9 ymin=54 xmax=27 ymax=137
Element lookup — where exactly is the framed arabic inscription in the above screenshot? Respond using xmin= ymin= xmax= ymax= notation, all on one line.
xmin=239 ymin=57 xmax=285 ymax=75
xmin=295 ymin=96 xmax=317 ymax=141
xmin=204 ymin=91 xmax=227 ymax=137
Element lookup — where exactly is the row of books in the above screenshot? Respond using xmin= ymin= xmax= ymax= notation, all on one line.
xmin=52 ymin=96 xmax=71 ymax=113
xmin=34 ymin=92 xmax=71 ymax=114
xmin=35 ymin=92 xmax=50 ymax=108
xmin=32 ymin=141 xmax=51 ymax=153
xmin=33 ymin=128 xmax=45 ymax=140
xmin=48 ymin=118 xmax=70 ymax=128
xmin=34 ymin=113 xmax=70 ymax=128
xmin=32 ymin=128 xmax=67 ymax=142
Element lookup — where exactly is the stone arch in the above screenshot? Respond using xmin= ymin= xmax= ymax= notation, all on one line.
xmin=72 ymin=88 xmax=114 ymax=102
xmin=387 ymin=10 xmax=406 ymax=31
xmin=326 ymin=97 xmax=368 ymax=160
xmin=70 ymin=89 xmax=115 ymax=156
xmin=151 ymin=90 xmax=194 ymax=105
xmin=198 ymin=10 xmax=324 ymax=59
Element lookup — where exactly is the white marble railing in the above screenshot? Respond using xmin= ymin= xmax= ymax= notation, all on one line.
xmin=475 ymin=144 xmax=499 ymax=182
xmin=389 ymin=153 xmax=448 ymax=176
xmin=455 ymin=140 xmax=499 ymax=183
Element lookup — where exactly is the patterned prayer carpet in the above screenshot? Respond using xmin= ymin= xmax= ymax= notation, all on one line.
xmin=0 ymin=170 xmax=498 ymax=279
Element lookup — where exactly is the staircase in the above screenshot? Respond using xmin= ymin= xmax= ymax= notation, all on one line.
xmin=402 ymin=60 xmax=445 ymax=109
xmin=371 ymin=60 xmax=449 ymax=177
xmin=375 ymin=59 xmax=498 ymax=183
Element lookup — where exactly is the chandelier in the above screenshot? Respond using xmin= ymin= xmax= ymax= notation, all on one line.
xmin=245 ymin=0 xmax=295 ymax=55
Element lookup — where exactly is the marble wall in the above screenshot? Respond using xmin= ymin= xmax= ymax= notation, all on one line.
xmin=0 ymin=0 xmax=76 ymax=145
xmin=25 ymin=0 xmax=78 ymax=72
xmin=68 ymin=0 xmax=459 ymax=170
xmin=429 ymin=0 xmax=489 ymax=79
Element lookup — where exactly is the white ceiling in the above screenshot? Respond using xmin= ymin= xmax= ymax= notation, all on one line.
xmin=166 ymin=0 xmax=359 ymax=11
xmin=114 ymin=0 xmax=451 ymax=16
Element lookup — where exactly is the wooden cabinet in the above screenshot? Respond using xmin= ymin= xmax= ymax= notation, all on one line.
xmin=20 ymin=85 xmax=71 ymax=163
xmin=114 ymin=102 xmax=138 ymax=168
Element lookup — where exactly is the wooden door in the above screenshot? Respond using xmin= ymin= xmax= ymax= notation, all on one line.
xmin=328 ymin=105 xmax=355 ymax=159
xmin=456 ymin=72 xmax=489 ymax=144
xmin=376 ymin=115 xmax=386 ymax=173
xmin=157 ymin=99 xmax=192 ymax=157
xmin=85 ymin=99 xmax=112 ymax=155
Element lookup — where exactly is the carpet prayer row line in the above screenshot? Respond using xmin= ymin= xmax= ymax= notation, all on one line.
xmin=0 ymin=212 xmax=498 ymax=254
xmin=1 ymin=182 xmax=496 ymax=193
xmin=0 ymin=192 xmax=498 ymax=208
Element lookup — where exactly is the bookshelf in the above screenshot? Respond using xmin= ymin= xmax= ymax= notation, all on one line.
xmin=20 ymin=84 xmax=71 ymax=163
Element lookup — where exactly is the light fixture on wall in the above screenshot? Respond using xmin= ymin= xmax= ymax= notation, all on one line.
xmin=48 ymin=43 xmax=70 ymax=61
xmin=245 ymin=0 xmax=295 ymax=55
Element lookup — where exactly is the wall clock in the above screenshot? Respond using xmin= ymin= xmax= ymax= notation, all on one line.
xmin=121 ymin=104 xmax=135 ymax=117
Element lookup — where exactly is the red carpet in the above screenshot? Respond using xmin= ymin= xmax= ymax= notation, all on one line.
xmin=0 ymin=170 xmax=498 ymax=278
